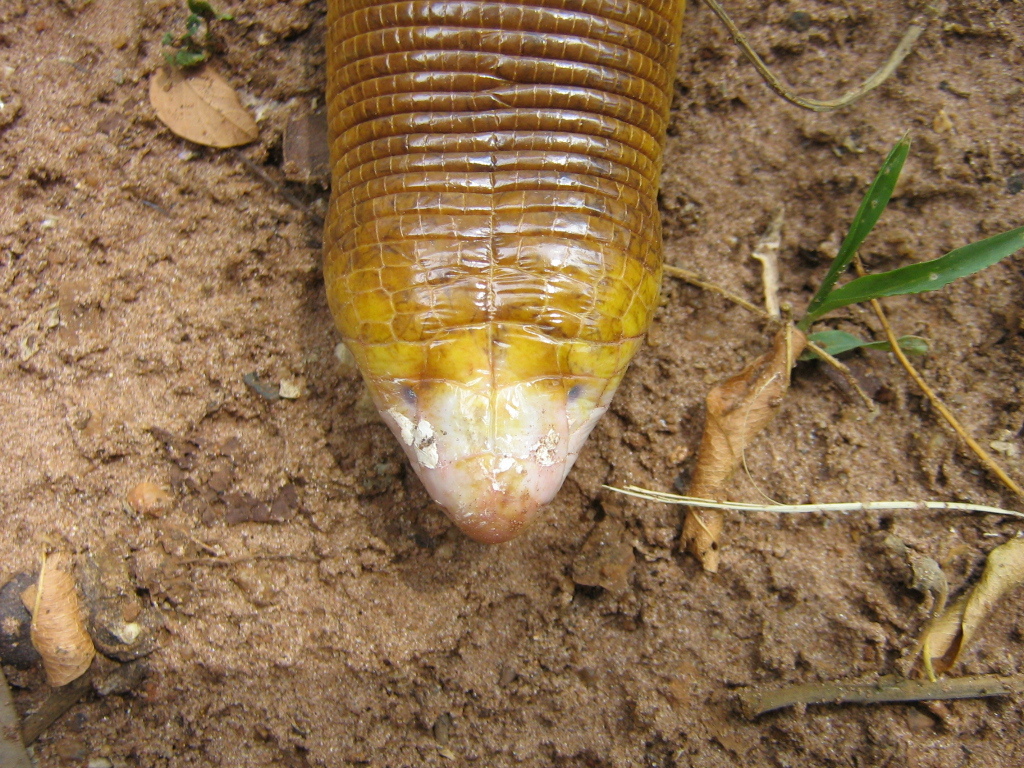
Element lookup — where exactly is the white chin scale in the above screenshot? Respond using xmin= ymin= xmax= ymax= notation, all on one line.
xmin=378 ymin=379 xmax=610 ymax=544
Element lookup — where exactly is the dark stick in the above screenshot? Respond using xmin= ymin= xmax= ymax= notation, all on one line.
xmin=740 ymin=674 xmax=1024 ymax=718
xmin=20 ymin=667 xmax=95 ymax=745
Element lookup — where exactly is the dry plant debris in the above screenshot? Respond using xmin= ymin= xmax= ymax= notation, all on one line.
xmin=149 ymin=65 xmax=258 ymax=148
xmin=19 ymin=669 xmax=96 ymax=746
xmin=21 ymin=553 xmax=96 ymax=687
xmin=917 ymin=537 xmax=1024 ymax=679
xmin=680 ymin=326 xmax=806 ymax=572
xmin=649 ymin=136 xmax=1021 ymax=571
xmin=856 ymin=257 xmax=1024 ymax=500
xmin=739 ymin=673 xmax=1024 ymax=718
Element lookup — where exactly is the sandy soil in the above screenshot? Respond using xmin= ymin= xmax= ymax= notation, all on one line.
xmin=1 ymin=0 xmax=1022 ymax=766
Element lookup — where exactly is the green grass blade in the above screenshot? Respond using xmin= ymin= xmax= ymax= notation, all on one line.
xmin=807 ymin=225 xmax=1024 ymax=318
xmin=800 ymin=134 xmax=911 ymax=329
xmin=801 ymin=330 xmax=928 ymax=360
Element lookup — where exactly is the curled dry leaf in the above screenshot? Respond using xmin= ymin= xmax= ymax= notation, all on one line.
xmin=681 ymin=326 xmax=807 ymax=572
xmin=149 ymin=65 xmax=258 ymax=148
xmin=919 ymin=537 xmax=1024 ymax=677
xmin=21 ymin=554 xmax=96 ymax=687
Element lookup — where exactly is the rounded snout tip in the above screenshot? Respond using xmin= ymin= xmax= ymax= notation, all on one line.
xmin=417 ymin=454 xmax=567 ymax=544
xmin=449 ymin=495 xmax=542 ymax=544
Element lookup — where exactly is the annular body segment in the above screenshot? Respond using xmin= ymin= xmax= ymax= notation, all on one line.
xmin=324 ymin=0 xmax=686 ymax=542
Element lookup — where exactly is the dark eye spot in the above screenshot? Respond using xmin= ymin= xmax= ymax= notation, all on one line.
xmin=401 ymin=386 xmax=417 ymax=405
xmin=567 ymin=385 xmax=583 ymax=402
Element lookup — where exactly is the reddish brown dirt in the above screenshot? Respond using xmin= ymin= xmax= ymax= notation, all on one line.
xmin=1 ymin=0 xmax=1022 ymax=766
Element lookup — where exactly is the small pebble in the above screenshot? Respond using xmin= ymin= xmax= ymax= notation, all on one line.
xmin=207 ymin=469 xmax=233 ymax=494
xmin=0 ymin=573 xmax=41 ymax=668
xmin=243 ymin=372 xmax=280 ymax=400
xmin=932 ymin=109 xmax=954 ymax=133
xmin=127 ymin=481 xmax=172 ymax=517
xmin=278 ymin=379 xmax=302 ymax=399
xmin=433 ymin=712 xmax=453 ymax=745
xmin=787 ymin=11 xmax=811 ymax=32
xmin=94 ymin=660 xmax=150 ymax=697
xmin=334 ymin=342 xmax=359 ymax=376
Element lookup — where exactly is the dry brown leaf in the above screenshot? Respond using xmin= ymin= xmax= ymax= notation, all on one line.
xmin=149 ymin=65 xmax=258 ymax=148
xmin=21 ymin=554 xmax=95 ymax=687
xmin=920 ymin=537 xmax=1024 ymax=677
xmin=681 ymin=326 xmax=807 ymax=572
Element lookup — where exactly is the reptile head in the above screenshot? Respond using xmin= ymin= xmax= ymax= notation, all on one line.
xmin=353 ymin=326 xmax=642 ymax=543
xmin=374 ymin=375 xmax=616 ymax=543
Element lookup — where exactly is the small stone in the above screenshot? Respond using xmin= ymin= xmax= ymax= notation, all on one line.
xmin=127 ymin=481 xmax=173 ymax=517
xmin=278 ymin=379 xmax=302 ymax=399
xmin=433 ymin=713 xmax=453 ymax=746
xmin=112 ymin=621 xmax=141 ymax=645
xmin=334 ymin=342 xmax=358 ymax=375
xmin=243 ymin=372 xmax=280 ymax=400
xmin=932 ymin=109 xmax=954 ymax=133
xmin=207 ymin=468 xmax=233 ymax=494
xmin=1007 ymin=173 xmax=1024 ymax=195
xmin=787 ymin=11 xmax=811 ymax=32
xmin=224 ymin=491 xmax=273 ymax=524
xmin=94 ymin=660 xmax=149 ymax=697
xmin=270 ymin=483 xmax=300 ymax=521
xmin=0 ymin=573 xmax=41 ymax=668
xmin=990 ymin=439 xmax=1020 ymax=458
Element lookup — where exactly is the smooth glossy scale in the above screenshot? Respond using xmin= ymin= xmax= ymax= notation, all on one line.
xmin=324 ymin=0 xmax=687 ymax=542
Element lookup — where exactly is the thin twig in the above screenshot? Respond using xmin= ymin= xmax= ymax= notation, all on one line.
xmin=702 ymin=0 xmax=945 ymax=112
xmin=21 ymin=665 xmax=96 ymax=745
xmin=854 ymin=258 xmax=1024 ymax=498
xmin=605 ymin=486 xmax=1024 ymax=520
xmin=663 ymin=265 xmax=769 ymax=318
xmin=663 ymin=266 xmax=880 ymax=411
xmin=739 ymin=673 xmax=1023 ymax=718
